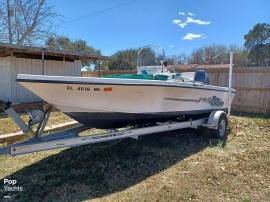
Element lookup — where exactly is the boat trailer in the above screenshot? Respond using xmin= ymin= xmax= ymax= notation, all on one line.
xmin=0 ymin=100 xmax=228 ymax=156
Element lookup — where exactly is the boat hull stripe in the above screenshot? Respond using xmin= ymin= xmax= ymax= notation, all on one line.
xmin=16 ymin=79 xmax=236 ymax=93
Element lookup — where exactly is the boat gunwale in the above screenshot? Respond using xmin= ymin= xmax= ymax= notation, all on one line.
xmin=16 ymin=74 xmax=236 ymax=93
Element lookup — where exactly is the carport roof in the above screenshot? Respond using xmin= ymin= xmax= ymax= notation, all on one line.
xmin=0 ymin=42 xmax=109 ymax=61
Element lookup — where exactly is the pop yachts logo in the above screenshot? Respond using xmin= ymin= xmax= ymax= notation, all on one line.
xmin=2 ymin=178 xmax=23 ymax=192
xmin=199 ymin=96 xmax=224 ymax=106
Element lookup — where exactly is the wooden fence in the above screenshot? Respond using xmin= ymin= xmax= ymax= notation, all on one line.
xmin=81 ymin=67 xmax=270 ymax=114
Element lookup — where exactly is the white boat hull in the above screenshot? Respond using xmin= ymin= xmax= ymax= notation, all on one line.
xmin=17 ymin=74 xmax=235 ymax=128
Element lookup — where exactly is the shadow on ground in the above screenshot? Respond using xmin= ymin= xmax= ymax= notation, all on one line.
xmin=0 ymin=129 xmax=217 ymax=202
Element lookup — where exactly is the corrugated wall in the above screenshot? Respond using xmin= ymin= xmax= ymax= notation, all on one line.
xmin=45 ymin=60 xmax=81 ymax=76
xmin=0 ymin=57 xmax=12 ymax=102
xmin=9 ymin=57 xmax=81 ymax=103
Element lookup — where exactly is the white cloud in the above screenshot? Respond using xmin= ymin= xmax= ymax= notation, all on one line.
xmin=172 ymin=19 xmax=182 ymax=24
xmin=186 ymin=17 xmax=211 ymax=25
xmin=178 ymin=11 xmax=185 ymax=16
xmin=176 ymin=17 xmax=211 ymax=28
xmin=182 ymin=33 xmax=206 ymax=40
xmin=177 ymin=11 xmax=196 ymax=16
xmin=178 ymin=22 xmax=187 ymax=28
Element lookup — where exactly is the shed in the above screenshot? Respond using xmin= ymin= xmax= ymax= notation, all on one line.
xmin=0 ymin=42 xmax=107 ymax=103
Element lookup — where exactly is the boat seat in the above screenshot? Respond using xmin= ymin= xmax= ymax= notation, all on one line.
xmin=194 ymin=70 xmax=210 ymax=84
xmin=141 ymin=69 xmax=148 ymax=74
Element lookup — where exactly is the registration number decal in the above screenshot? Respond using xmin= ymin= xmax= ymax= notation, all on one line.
xmin=66 ymin=86 xmax=112 ymax=92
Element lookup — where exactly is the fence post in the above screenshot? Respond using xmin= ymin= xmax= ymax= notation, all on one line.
xmin=228 ymin=52 xmax=233 ymax=118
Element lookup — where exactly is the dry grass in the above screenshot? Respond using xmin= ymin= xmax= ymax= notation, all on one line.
xmin=0 ymin=112 xmax=73 ymax=135
xmin=0 ymin=114 xmax=269 ymax=202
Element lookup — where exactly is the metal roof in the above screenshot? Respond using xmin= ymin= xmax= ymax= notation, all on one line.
xmin=0 ymin=42 xmax=109 ymax=61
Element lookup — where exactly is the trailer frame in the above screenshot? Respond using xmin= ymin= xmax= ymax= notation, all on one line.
xmin=0 ymin=101 xmax=228 ymax=156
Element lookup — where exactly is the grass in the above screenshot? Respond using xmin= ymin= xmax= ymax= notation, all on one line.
xmin=0 ymin=113 xmax=269 ymax=202
xmin=0 ymin=112 xmax=73 ymax=135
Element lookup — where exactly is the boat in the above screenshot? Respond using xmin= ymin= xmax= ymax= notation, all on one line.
xmin=16 ymin=46 xmax=236 ymax=129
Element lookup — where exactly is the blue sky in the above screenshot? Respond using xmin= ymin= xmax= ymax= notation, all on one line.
xmin=49 ymin=0 xmax=270 ymax=56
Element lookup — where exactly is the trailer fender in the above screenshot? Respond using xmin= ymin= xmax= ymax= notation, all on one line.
xmin=207 ymin=111 xmax=227 ymax=130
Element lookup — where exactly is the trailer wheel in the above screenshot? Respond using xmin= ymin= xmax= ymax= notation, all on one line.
xmin=211 ymin=113 xmax=228 ymax=139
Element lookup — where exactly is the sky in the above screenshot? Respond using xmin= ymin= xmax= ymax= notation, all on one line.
xmin=49 ymin=0 xmax=270 ymax=56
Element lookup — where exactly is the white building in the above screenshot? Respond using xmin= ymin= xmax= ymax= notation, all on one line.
xmin=0 ymin=43 xmax=105 ymax=103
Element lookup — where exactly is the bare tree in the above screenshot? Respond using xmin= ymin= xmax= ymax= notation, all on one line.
xmin=189 ymin=48 xmax=204 ymax=64
xmin=0 ymin=0 xmax=56 ymax=45
xmin=188 ymin=44 xmax=249 ymax=66
xmin=167 ymin=54 xmax=188 ymax=65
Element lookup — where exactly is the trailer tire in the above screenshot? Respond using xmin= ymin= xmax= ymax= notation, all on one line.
xmin=210 ymin=113 xmax=228 ymax=139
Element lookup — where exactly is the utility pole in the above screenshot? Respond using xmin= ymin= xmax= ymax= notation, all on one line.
xmin=6 ymin=0 xmax=12 ymax=44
